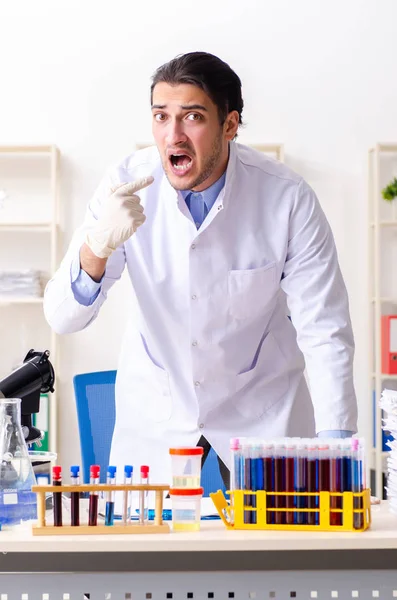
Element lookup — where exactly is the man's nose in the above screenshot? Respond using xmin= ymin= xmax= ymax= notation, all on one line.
xmin=165 ymin=121 xmax=188 ymax=146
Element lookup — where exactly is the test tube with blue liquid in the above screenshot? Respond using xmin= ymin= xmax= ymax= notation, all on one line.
xmin=105 ymin=466 xmax=117 ymax=526
xmin=250 ymin=439 xmax=264 ymax=525
xmin=351 ymin=438 xmax=364 ymax=529
xmin=242 ymin=439 xmax=252 ymax=524
xmin=341 ymin=439 xmax=352 ymax=505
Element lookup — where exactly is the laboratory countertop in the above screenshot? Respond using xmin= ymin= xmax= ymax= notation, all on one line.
xmin=0 ymin=502 xmax=396 ymax=552
xmin=0 ymin=502 xmax=397 ymax=572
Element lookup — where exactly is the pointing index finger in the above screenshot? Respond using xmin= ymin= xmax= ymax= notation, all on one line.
xmin=122 ymin=176 xmax=154 ymax=195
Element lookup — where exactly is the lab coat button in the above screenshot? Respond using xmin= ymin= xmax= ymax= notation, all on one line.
xmin=194 ymin=381 xmax=201 ymax=387
xmin=218 ymin=205 xmax=223 ymax=211
xmin=192 ymin=340 xmax=198 ymax=346
xmin=191 ymin=294 xmax=197 ymax=300
xmin=199 ymin=423 xmax=204 ymax=429
xmin=191 ymin=244 xmax=196 ymax=249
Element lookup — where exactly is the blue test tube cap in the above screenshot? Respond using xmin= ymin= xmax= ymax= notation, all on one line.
xmin=124 ymin=465 xmax=133 ymax=477
xmin=108 ymin=465 xmax=117 ymax=477
xmin=70 ymin=465 xmax=80 ymax=476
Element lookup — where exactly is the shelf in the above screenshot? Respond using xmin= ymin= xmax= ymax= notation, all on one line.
xmin=371 ymin=297 xmax=397 ymax=303
xmin=372 ymin=373 xmax=397 ymax=380
xmin=370 ymin=221 xmax=397 ymax=227
xmin=0 ymin=145 xmax=56 ymax=155
xmin=371 ymin=448 xmax=390 ymax=456
xmin=369 ymin=144 xmax=397 ymax=153
xmin=0 ymin=143 xmax=60 ymax=457
xmin=0 ymin=222 xmax=52 ymax=232
xmin=0 ymin=296 xmax=44 ymax=306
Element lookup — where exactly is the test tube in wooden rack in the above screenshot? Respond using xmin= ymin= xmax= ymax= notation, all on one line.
xmin=32 ymin=482 xmax=170 ymax=535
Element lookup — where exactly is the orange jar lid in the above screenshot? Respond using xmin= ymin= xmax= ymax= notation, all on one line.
xmin=169 ymin=487 xmax=204 ymax=496
xmin=169 ymin=447 xmax=204 ymax=456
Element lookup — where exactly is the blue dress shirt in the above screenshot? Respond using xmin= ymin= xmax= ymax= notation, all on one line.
xmin=181 ymin=172 xmax=226 ymax=229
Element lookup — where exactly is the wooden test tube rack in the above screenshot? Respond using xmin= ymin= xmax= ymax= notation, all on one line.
xmin=31 ymin=483 xmax=170 ymax=535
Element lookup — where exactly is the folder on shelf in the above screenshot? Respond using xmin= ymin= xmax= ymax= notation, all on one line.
xmin=32 ymin=393 xmax=49 ymax=451
xmin=381 ymin=315 xmax=397 ymax=375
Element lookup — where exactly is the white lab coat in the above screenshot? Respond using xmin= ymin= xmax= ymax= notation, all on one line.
xmin=44 ymin=142 xmax=357 ymax=485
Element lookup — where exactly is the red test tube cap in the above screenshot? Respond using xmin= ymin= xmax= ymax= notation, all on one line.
xmin=90 ymin=464 xmax=100 ymax=478
xmin=52 ymin=466 xmax=62 ymax=480
xmin=140 ymin=465 xmax=149 ymax=476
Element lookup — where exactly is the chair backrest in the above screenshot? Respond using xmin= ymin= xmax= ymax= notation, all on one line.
xmin=201 ymin=447 xmax=227 ymax=496
xmin=73 ymin=369 xmax=226 ymax=494
xmin=73 ymin=370 xmax=117 ymax=483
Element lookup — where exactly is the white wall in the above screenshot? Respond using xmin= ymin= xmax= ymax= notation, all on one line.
xmin=1 ymin=0 xmax=397 ymax=468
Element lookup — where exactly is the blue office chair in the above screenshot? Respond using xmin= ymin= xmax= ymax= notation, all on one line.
xmin=73 ymin=370 xmax=117 ymax=484
xmin=73 ymin=369 xmax=226 ymax=495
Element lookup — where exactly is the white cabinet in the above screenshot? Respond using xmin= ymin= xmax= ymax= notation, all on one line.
xmin=368 ymin=143 xmax=397 ymax=498
xmin=0 ymin=144 xmax=60 ymax=454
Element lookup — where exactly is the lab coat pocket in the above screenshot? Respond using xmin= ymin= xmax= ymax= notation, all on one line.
xmin=136 ymin=333 xmax=173 ymax=423
xmin=228 ymin=262 xmax=277 ymax=320
xmin=233 ymin=331 xmax=289 ymax=420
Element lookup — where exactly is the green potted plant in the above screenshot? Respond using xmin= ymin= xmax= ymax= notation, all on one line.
xmin=382 ymin=177 xmax=397 ymax=201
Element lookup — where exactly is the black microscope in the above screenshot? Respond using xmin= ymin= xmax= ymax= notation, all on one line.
xmin=0 ymin=349 xmax=55 ymax=446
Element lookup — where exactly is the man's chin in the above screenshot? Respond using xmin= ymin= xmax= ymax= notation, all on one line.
xmin=164 ymin=170 xmax=194 ymax=192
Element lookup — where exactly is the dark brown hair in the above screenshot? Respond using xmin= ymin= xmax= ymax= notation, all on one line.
xmin=151 ymin=51 xmax=244 ymax=128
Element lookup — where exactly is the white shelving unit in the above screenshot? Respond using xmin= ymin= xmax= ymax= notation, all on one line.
xmin=369 ymin=143 xmax=397 ymax=498
xmin=250 ymin=143 xmax=284 ymax=162
xmin=0 ymin=144 xmax=60 ymax=454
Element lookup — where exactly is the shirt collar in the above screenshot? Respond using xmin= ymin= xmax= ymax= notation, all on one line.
xmin=180 ymin=171 xmax=226 ymax=210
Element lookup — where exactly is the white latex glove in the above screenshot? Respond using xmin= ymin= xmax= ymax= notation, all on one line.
xmin=85 ymin=176 xmax=154 ymax=258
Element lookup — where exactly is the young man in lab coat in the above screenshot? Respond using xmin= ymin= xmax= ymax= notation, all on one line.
xmin=44 ymin=51 xmax=357 ymax=486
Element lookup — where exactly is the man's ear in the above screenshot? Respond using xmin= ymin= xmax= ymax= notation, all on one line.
xmin=224 ymin=110 xmax=240 ymax=141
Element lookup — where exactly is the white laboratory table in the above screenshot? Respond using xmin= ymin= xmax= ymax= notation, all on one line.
xmin=0 ymin=503 xmax=397 ymax=599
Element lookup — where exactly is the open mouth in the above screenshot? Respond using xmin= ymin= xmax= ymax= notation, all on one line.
xmin=168 ymin=153 xmax=193 ymax=174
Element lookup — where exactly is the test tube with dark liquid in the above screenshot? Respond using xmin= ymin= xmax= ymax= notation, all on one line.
xmin=70 ymin=465 xmax=80 ymax=526
xmin=89 ymin=465 xmax=100 ymax=526
xmin=52 ymin=465 xmax=62 ymax=527
xmin=105 ymin=466 xmax=117 ymax=526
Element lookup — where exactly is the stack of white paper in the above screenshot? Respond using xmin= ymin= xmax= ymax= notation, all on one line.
xmin=0 ymin=270 xmax=43 ymax=297
xmin=379 ymin=389 xmax=397 ymax=513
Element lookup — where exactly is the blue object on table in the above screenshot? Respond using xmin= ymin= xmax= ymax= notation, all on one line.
xmin=201 ymin=447 xmax=227 ymax=496
xmin=73 ymin=369 xmax=226 ymax=495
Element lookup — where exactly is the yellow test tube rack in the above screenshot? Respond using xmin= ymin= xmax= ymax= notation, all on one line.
xmin=31 ymin=483 xmax=170 ymax=535
xmin=210 ymin=488 xmax=371 ymax=532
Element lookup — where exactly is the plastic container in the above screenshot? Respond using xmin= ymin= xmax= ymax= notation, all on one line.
xmin=169 ymin=447 xmax=203 ymax=488
xmin=169 ymin=487 xmax=203 ymax=531
xmin=28 ymin=451 xmax=57 ymax=485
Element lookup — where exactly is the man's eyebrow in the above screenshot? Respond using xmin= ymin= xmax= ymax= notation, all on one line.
xmin=151 ymin=103 xmax=208 ymax=112
xmin=180 ymin=104 xmax=208 ymax=111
